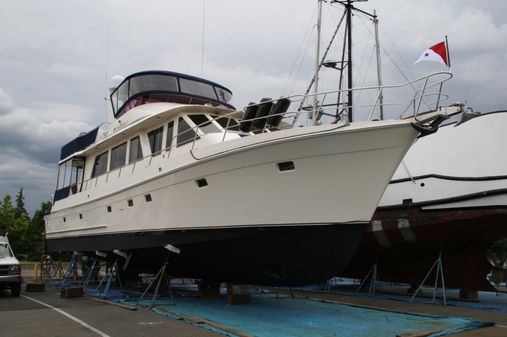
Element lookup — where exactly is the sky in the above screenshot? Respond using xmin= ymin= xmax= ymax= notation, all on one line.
xmin=0 ymin=0 xmax=506 ymax=214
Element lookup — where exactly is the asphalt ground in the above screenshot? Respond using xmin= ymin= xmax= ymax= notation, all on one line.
xmin=2 ymin=270 xmax=507 ymax=337
xmin=0 ymin=288 xmax=221 ymax=337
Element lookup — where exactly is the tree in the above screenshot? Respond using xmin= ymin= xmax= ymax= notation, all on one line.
xmin=0 ymin=191 xmax=52 ymax=260
xmin=14 ymin=188 xmax=29 ymax=220
xmin=29 ymin=200 xmax=52 ymax=259
xmin=0 ymin=194 xmax=15 ymax=235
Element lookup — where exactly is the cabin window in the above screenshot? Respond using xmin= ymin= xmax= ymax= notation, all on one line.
xmin=115 ymin=82 xmax=129 ymax=112
xmin=130 ymin=75 xmax=178 ymax=97
xmin=211 ymin=115 xmax=240 ymax=131
xmin=166 ymin=121 xmax=174 ymax=150
xmin=177 ymin=117 xmax=200 ymax=146
xmin=188 ymin=114 xmax=219 ymax=134
xmin=214 ymin=87 xmax=232 ymax=103
xmin=110 ymin=142 xmax=127 ymax=171
xmin=179 ymin=78 xmax=217 ymax=100
xmin=129 ymin=136 xmax=143 ymax=163
xmin=92 ymin=151 xmax=109 ymax=177
xmin=57 ymin=160 xmax=72 ymax=189
xmin=56 ymin=157 xmax=85 ymax=190
xmin=148 ymin=126 xmax=163 ymax=155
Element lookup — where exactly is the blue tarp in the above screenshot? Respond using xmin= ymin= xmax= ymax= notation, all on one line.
xmin=132 ymin=294 xmax=490 ymax=337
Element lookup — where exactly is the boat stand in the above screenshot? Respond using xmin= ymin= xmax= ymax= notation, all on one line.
xmin=135 ymin=252 xmax=175 ymax=308
xmin=410 ymin=251 xmax=447 ymax=307
xmin=275 ymin=286 xmax=295 ymax=299
xmin=356 ymin=259 xmax=378 ymax=297
xmin=95 ymin=258 xmax=123 ymax=298
xmin=43 ymin=257 xmax=64 ymax=287
xmin=60 ymin=252 xmax=83 ymax=288
xmin=81 ymin=258 xmax=99 ymax=290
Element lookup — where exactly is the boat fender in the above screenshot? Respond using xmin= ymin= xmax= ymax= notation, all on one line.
xmin=239 ymin=102 xmax=258 ymax=133
xmin=267 ymin=98 xmax=291 ymax=128
xmin=412 ymin=114 xmax=448 ymax=138
xmin=253 ymin=98 xmax=274 ymax=130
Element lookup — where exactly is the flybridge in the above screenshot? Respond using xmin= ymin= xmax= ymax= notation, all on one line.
xmin=109 ymin=70 xmax=235 ymax=118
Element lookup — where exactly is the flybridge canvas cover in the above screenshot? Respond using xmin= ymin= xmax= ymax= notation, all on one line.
xmin=60 ymin=128 xmax=99 ymax=160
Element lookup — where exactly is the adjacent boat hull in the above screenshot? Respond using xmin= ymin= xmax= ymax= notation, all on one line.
xmin=343 ymin=205 xmax=507 ymax=291
xmin=341 ymin=111 xmax=507 ymax=291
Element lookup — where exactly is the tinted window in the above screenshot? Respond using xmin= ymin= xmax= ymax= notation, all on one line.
xmin=117 ymin=82 xmax=129 ymax=112
xmin=211 ymin=115 xmax=240 ymax=131
xmin=179 ymin=78 xmax=217 ymax=100
xmin=92 ymin=151 xmax=109 ymax=178
xmin=177 ymin=117 xmax=200 ymax=146
xmin=148 ymin=127 xmax=163 ymax=154
xmin=166 ymin=121 xmax=174 ymax=150
xmin=130 ymin=75 xmax=178 ymax=96
xmin=129 ymin=136 xmax=143 ymax=163
xmin=57 ymin=160 xmax=71 ymax=189
xmin=215 ymin=87 xmax=232 ymax=103
xmin=110 ymin=142 xmax=127 ymax=170
xmin=188 ymin=114 xmax=219 ymax=134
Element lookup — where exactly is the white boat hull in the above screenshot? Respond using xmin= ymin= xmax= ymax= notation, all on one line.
xmin=47 ymin=121 xmax=418 ymax=241
xmin=46 ymin=119 xmax=420 ymax=285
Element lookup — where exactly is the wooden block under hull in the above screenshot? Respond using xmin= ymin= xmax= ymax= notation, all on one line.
xmin=60 ymin=287 xmax=84 ymax=299
xmin=26 ymin=283 xmax=46 ymax=292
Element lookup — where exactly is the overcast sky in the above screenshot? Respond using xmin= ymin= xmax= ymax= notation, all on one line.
xmin=0 ymin=0 xmax=506 ymax=214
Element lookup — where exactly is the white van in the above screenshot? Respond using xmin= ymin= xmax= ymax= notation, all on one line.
xmin=0 ymin=235 xmax=21 ymax=296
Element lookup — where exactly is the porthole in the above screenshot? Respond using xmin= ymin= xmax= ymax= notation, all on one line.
xmin=196 ymin=178 xmax=208 ymax=188
xmin=277 ymin=161 xmax=295 ymax=172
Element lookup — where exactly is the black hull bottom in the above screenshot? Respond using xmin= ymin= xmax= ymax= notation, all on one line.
xmin=47 ymin=223 xmax=367 ymax=286
xmin=341 ymin=206 xmax=507 ymax=291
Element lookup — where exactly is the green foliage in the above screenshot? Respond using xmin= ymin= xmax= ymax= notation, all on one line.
xmin=14 ymin=188 xmax=29 ymax=219
xmin=0 ymin=189 xmax=52 ymax=261
xmin=0 ymin=194 xmax=16 ymax=235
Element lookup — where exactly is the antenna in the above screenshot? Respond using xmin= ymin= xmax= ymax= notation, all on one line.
xmin=201 ymin=0 xmax=206 ymax=76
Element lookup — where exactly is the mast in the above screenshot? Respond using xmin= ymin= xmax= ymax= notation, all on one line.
xmin=373 ymin=9 xmax=384 ymax=120
xmin=312 ymin=0 xmax=324 ymax=124
xmin=346 ymin=0 xmax=353 ymax=122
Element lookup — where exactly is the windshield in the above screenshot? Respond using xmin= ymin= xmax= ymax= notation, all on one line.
xmin=0 ymin=243 xmax=13 ymax=258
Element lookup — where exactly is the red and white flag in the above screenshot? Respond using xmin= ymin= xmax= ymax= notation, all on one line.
xmin=415 ymin=41 xmax=449 ymax=67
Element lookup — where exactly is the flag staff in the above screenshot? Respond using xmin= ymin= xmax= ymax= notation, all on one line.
xmin=445 ymin=35 xmax=451 ymax=71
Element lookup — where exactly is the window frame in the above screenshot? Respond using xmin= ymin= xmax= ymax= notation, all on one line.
xmin=91 ymin=150 xmax=109 ymax=178
xmin=147 ymin=126 xmax=164 ymax=155
xmin=110 ymin=142 xmax=127 ymax=171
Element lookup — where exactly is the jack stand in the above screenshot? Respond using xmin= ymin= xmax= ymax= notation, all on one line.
xmin=136 ymin=253 xmax=174 ymax=308
xmin=356 ymin=259 xmax=378 ymax=297
xmin=95 ymin=259 xmax=122 ymax=298
xmin=410 ymin=251 xmax=447 ymax=307
xmin=82 ymin=258 xmax=99 ymax=290
xmin=275 ymin=286 xmax=295 ymax=299
xmin=61 ymin=252 xmax=83 ymax=288
xmin=44 ymin=258 xmax=64 ymax=287
xmin=325 ymin=277 xmax=337 ymax=292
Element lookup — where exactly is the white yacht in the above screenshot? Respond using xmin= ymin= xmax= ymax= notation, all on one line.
xmin=45 ymin=70 xmax=443 ymax=286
